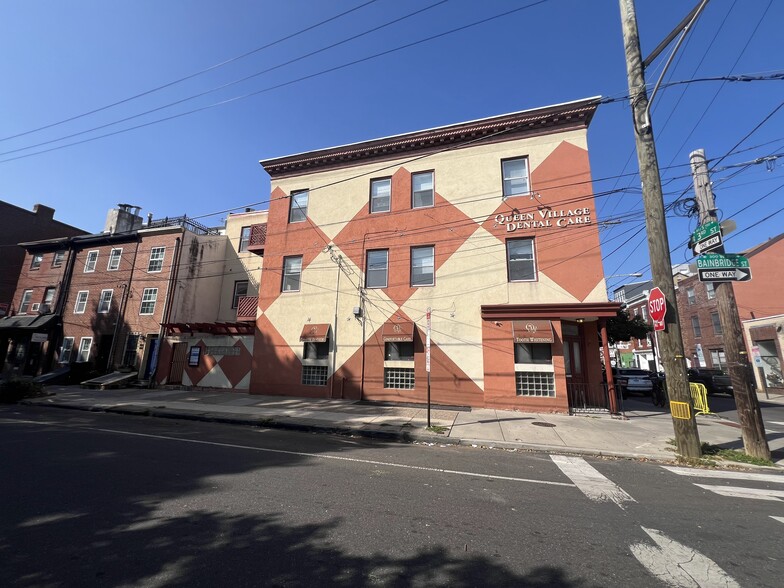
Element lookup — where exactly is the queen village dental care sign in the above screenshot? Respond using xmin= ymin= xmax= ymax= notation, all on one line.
xmin=495 ymin=207 xmax=592 ymax=232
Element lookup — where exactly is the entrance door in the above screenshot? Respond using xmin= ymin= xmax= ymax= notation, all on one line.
xmin=168 ymin=342 xmax=188 ymax=385
xmin=96 ymin=335 xmax=114 ymax=372
xmin=143 ymin=336 xmax=160 ymax=380
xmin=563 ymin=322 xmax=604 ymax=410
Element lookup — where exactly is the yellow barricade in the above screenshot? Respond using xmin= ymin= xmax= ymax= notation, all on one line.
xmin=689 ymin=382 xmax=713 ymax=416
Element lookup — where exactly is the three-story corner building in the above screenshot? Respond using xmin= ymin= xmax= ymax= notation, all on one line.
xmin=250 ymin=97 xmax=621 ymax=413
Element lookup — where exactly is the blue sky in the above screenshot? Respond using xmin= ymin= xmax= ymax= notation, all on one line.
xmin=1 ymin=0 xmax=782 ymax=291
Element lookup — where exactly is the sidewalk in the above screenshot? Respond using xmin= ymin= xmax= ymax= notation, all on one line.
xmin=22 ymin=385 xmax=784 ymax=466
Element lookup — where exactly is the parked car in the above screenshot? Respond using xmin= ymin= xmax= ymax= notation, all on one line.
xmin=688 ymin=368 xmax=733 ymax=396
xmin=612 ymin=367 xmax=654 ymax=398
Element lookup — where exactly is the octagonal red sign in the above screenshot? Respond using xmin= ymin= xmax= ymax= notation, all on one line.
xmin=647 ymin=287 xmax=666 ymax=331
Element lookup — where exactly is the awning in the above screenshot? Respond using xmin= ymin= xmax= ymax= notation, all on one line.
xmin=163 ymin=322 xmax=254 ymax=335
xmin=512 ymin=319 xmax=554 ymax=344
xmin=300 ymin=323 xmax=330 ymax=343
xmin=381 ymin=321 xmax=415 ymax=342
xmin=0 ymin=313 xmax=60 ymax=333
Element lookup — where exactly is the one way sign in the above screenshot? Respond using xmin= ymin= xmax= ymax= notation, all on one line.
xmin=698 ymin=267 xmax=752 ymax=282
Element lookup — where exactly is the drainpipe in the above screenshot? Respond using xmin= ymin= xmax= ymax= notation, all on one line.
xmin=329 ymin=255 xmax=341 ymax=399
xmin=149 ymin=233 xmax=182 ymax=386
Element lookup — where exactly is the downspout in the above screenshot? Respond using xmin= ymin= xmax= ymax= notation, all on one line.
xmin=52 ymin=242 xmax=78 ymax=366
xmin=149 ymin=233 xmax=182 ymax=386
xmin=329 ymin=255 xmax=341 ymax=399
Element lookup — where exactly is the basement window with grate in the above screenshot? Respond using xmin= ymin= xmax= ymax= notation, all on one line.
xmin=514 ymin=342 xmax=555 ymax=397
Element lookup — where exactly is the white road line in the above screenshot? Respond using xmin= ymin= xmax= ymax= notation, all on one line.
xmin=771 ymin=516 xmax=784 ymax=525
xmin=662 ymin=466 xmax=784 ymax=484
xmin=631 ymin=527 xmax=740 ymax=588
xmin=769 ymin=421 xmax=784 ymax=426
xmin=550 ymin=454 xmax=635 ymax=508
xmin=694 ymin=484 xmax=784 ymax=501
xmin=0 ymin=417 xmax=573 ymax=488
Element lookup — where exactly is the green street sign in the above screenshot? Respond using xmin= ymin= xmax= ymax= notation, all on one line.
xmin=692 ymin=221 xmax=720 ymax=242
xmin=691 ymin=221 xmax=723 ymax=254
xmin=696 ymin=253 xmax=749 ymax=268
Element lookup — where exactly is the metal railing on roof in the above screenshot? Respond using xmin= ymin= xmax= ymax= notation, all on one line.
xmin=146 ymin=215 xmax=220 ymax=236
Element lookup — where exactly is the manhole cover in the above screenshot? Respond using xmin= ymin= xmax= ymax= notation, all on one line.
xmin=531 ymin=421 xmax=556 ymax=428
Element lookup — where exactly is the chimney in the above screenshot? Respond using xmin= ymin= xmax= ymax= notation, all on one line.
xmin=32 ymin=204 xmax=55 ymax=220
xmin=104 ymin=203 xmax=143 ymax=233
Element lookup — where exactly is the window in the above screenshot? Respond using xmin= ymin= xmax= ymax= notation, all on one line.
xmin=705 ymin=282 xmax=715 ymax=300
xmin=502 ymin=157 xmax=530 ymax=197
xmin=282 ymin=256 xmax=302 ymax=292
xmin=412 ymin=171 xmax=434 ymax=208
xmin=303 ymin=341 xmax=330 ymax=361
xmin=506 ymin=238 xmax=536 ymax=281
xmin=42 ymin=287 xmax=56 ymax=310
xmin=19 ymin=290 xmax=33 ymax=314
xmin=52 ymin=250 xmax=65 ymax=267
xmin=74 ymin=291 xmax=89 ymax=314
xmin=140 ymin=288 xmax=158 ymax=315
xmin=232 ymin=280 xmax=248 ymax=309
xmin=84 ymin=250 xmax=98 ymax=273
xmin=710 ymin=349 xmax=727 ymax=370
xmin=107 ymin=248 xmax=122 ymax=271
xmin=691 ymin=316 xmax=701 ymax=338
xmin=385 ymin=341 xmax=414 ymax=361
xmin=302 ymin=365 xmax=328 ymax=386
xmin=641 ymin=305 xmax=648 ymax=321
xmin=411 ymin=246 xmax=434 ymax=287
xmin=148 ymin=247 xmax=165 ymax=272
xmin=516 ymin=372 xmax=555 ymax=397
xmin=370 ymin=178 xmax=391 ymax=213
xmin=60 ymin=337 xmax=74 ymax=364
xmin=366 ymin=250 xmax=388 ymax=288
xmin=122 ymin=334 xmax=140 ymax=367
xmin=385 ymin=368 xmax=415 ymax=389
xmin=97 ymin=289 xmax=113 ymax=313
xmin=289 ymin=190 xmax=309 ymax=223
xmin=30 ymin=254 xmax=43 ymax=270
xmin=76 ymin=337 xmax=92 ymax=363
xmin=686 ymin=287 xmax=695 ymax=305
xmin=514 ymin=343 xmax=553 ymax=364
xmin=239 ymin=226 xmax=251 ymax=252
xmin=711 ymin=312 xmax=723 ymax=335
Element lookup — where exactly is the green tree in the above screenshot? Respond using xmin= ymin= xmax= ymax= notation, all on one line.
xmin=606 ymin=310 xmax=652 ymax=345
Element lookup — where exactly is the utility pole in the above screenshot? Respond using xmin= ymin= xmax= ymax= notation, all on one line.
xmin=619 ymin=0 xmax=701 ymax=458
xmin=690 ymin=149 xmax=770 ymax=459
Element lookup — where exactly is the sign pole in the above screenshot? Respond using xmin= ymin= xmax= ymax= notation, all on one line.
xmin=426 ymin=307 xmax=431 ymax=428
xmin=690 ymin=149 xmax=769 ymax=459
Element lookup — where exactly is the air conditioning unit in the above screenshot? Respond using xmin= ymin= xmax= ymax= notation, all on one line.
xmin=38 ymin=304 xmax=51 ymax=314
xmin=30 ymin=303 xmax=40 ymax=312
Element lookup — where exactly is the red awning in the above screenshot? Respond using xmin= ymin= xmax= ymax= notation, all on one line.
xmin=381 ymin=321 xmax=415 ymax=342
xmin=512 ymin=319 xmax=554 ymax=344
xmin=300 ymin=323 xmax=330 ymax=343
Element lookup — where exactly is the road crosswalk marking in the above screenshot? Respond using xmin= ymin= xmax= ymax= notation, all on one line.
xmin=694 ymin=484 xmax=784 ymax=501
xmin=550 ymin=455 xmax=635 ymax=508
xmin=771 ymin=516 xmax=784 ymax=525
xmin=661 ymin=466 xmax=784 ymax=484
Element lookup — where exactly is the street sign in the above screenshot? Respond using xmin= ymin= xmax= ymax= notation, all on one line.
xmin=647 ymin=287 xmax=666 ymax=332
xmin=691 ymin=221 xmax=722 ymax=254
xmin=696 ymin=253 xmax=752 ymax=282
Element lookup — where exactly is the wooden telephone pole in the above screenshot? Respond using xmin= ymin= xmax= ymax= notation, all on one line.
xmin=689 ymin=149 xmax=770 ymax=460
xmin=619 ymin=0 xmax=701 ymax=458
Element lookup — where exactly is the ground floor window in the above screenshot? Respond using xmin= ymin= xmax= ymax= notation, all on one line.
xmin=302 ymin=365 xmax=328 ymax=386
xmin=76 ymin=337 xmax=92 ymax=363
xmin=514 ymin=342 xmax=555 ymax=397
xmin=757 ymin=340 xmax=783 ymax=388
xmin=123 ymin=334 xmax=140 ymax=368
xmin=385 ymin=367 xmax=415 ymax=389
xmin=709 ymin=349 xmax=726 ymax=370
xmin=515 ymin=371 xmax=555 ymax=397
xmin=60 ymin=337 xmax=74 ymax=363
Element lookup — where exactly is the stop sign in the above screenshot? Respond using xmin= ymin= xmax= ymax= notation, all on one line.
xmin=647 ymin=287 xmax=667 ymax=331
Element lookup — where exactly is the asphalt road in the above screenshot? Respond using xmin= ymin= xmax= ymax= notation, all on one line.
xmin=1 ymin=405 xmax=782 ymax=587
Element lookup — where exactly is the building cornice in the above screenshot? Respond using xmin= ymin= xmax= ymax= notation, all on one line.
xmin=481 ymin=302 xmax=621 ymax=320
xmin=260 ymin=97 xmax=601 ymax=179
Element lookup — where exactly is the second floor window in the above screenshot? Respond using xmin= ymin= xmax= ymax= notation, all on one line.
xmin=370 ymin=178 xmax=391 ymax=213
xmin=140 ymin=288 xmax=158 ymax=315
xmin=97 ymin=289 xmax=113 ymax=314
xmin=19 ymin=290 xmax=33 ymax=314
xmin=411 ymin=246 xmax=434 ymax=287
xmin=282 ymin=256 xmax=302 ymax=292
xmin=239 ymin=226 xmax=251 ymax=252
xmin=711 ymin=312 xmax=723 ymax=335
xmin=42 ymin=287 xmax=56 ymax=309
xmin=74 ymin=291 xmax=89 ymax=314
xmin=289 ymin=190 xmax=309 ymax=223
xmin=366 ymin=250 xmax=388 ymax=288
xmin=691 ymin=316 xmax=701 ymax=338
xmin=108 ymin=248 xmax=122 ymax=271
xmin=706 ymin=282 xmax=715 ymax=300
xmin=506 ymin=238 xmax=536 ymax=282
xmin=232 ymin=280 xmax=249 ymax=308
xmin=412 ymin=171 xmax=434 ymax=208
xmin=148 ymin=247 xmax=165 ymax=272
xmin=84 ymin=251 xmax=98 ymax=273
xmin=502 ymin=157 xmax=530 ymax=197
xmin=30 ymin=254 xmax=43 ymax=270
xmin=687 ymin=287 xmax=695 ymax=305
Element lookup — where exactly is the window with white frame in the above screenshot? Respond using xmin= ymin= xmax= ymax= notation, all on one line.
xmin=30 ymin=253 xmax=43 ymax=270
xmin=97 ymin=289 xmax=113 ymax=313
xmin=412 ymin=171 xmax=434 ymax=209
xmin=122 ymin=333 xmax=140 ymax=367
xmin=140 ymin=288 xmax=158 ymax=315
xmin=84 ymin=250 xmax=98 ymax=273
xmin=366 ymin=249 xmax=388 ymax=288
xmin=282 ymin=256 xmax=302 ymax=292
xmin=289 ymin=190 xmax=309 ymax=223
xmin=107 ymin=248 xmax=122 ymax=271
xmin=502 ymin=157 xmax=530 ymax=197
xmin=60 ymin=337 xmax=74 ymax=363
xmin=76 ymin=337 xmax=92 ymax=363
xmin=506 ymin=238 xmax=536 ymax=282
xmin=514 ymin=342 xmax=555 ymax=397
xmin=52 ymin=250 xmax=65 ymax=267
xmin=705 ymin=282 xmax=715 ymax=300
xmin=411 ymin=246 xmax=434 ymax=287
xmin=710 ymin=349 xmax=727 ymax=370
xmin=42 ymin=287 xmax=56 ymax=310
xmin=711 ymin=312 xmax=723 ymax=335
xmin=370 ymin=178 xmax=391 ymax=213
xmin=147 ymin=247 xmax=165 ymax=272
xmin=239 ymin=226 xmax=251 ymax=252
xmin=19 ymin=290 xmax=33 ymax=314
xmin=641 ymin=304 xmax=648 ymax=321
xmin=232 ymin=280 xmax=248 ymax=308
xmin=687 ymin=287 xmax=695 ymax=305
xmin=74 ymin=291 xmax=89 ymax=314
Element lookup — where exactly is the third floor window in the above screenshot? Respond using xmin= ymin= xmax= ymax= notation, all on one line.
xmin=148 ymin=247 xmax=165 ymax=272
